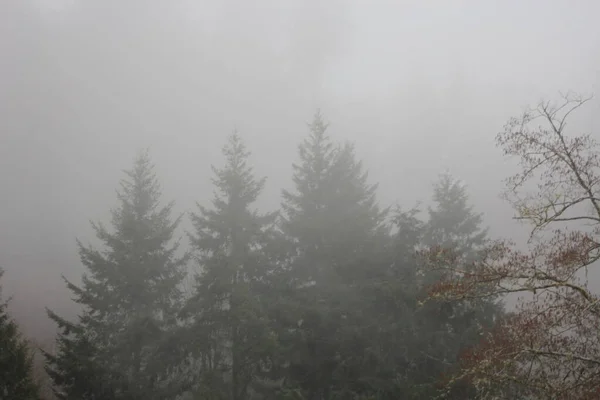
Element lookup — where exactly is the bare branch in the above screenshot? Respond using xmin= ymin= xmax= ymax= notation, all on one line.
xmin=423 ymin=92 xmax=600 ymax=398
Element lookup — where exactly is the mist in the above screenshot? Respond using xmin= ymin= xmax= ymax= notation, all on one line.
xmin=1 ymin=1 xmax=600 ymax=398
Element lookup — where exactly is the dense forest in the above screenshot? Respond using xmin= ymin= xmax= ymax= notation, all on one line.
xmin=3 ymin=93 xmax=600 ymax=399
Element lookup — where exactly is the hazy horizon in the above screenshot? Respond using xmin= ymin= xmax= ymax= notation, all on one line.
xmin=2 ymin=0 xmax=599 ymax=338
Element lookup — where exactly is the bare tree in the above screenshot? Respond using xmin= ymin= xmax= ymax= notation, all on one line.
xmin=422 ymin=92 xmax=600 ymax=399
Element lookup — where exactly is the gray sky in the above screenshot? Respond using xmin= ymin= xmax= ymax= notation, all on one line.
xmin=1 ymin=0 xmax=599 ymax=336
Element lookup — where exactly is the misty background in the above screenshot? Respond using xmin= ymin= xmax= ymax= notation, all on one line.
xmin=1 ymin=0 xmax=599 ymax=338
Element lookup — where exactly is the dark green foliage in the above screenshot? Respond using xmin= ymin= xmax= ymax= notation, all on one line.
xmin=278 ymin=111 xmax=388 ymax=399
xmin=41 ymin=114 xmax=506 ymax=400
xmin=43 ymin=312 xmax=113 ymax=399
xmin=0 ymin=268 xmax=40 ymax=400
xmin=281 ymin=111 xmax=386 ymax=284
xmin=423 ymin=172 xmax=488 ymax=263
xmin=45 ymin=151 xmax=188 ymax=399
xmin=346 ymin=206 xmax=426 ymax=399
xmin=414 ymin=172 xmax=503 ymax=398
xmin=181 ymin=133 xmax=279 ymax=400
xmin=348 ymin=174 xmax=503 ymax=400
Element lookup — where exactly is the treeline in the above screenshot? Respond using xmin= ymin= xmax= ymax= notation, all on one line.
xmin=1 ymin=111 xmax=503 ymax=400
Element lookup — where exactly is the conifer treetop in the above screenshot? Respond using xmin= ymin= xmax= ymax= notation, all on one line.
xmin=0 ymin=268 xmax=40 ymax=400
xmin=426 ymin=171 xmax=488 ymax=260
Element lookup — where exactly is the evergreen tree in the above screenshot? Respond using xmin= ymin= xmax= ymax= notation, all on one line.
xmin=423 ymin=172 xmax=500 ymax=320
xmin=281 ymin=112 xmax=385 ymax=284
xmin=355 ymin=175 xmax=502 ymax=399
xmin=45 ymin=151 xmax=187 ymax=400
xmin=423 ymin=171 xmax=487 ymax=263
xmin=278 ymin=111 xmax=387 ymax=399
xmin=280 ymin=110 xmax=339 ymax=285
xmin=359 ymin=206 xmax=426 ymax=399
xmin=416 ymin=172 xmax=503 ymax=398
xmin=0 ymin=268 xmax=40 ymax=400
xmin=181 ymin=133 xmax=278 ymax=400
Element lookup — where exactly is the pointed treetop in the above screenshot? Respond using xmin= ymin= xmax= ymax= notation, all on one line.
xmin=113 ymin=148 xmax=165 ymax=224
xmin=430 ymin=171 xmax=470 ymax=210
xmin=210 ymin=131 xmax=266 ymax=206
xmin=222 ymin=131 xmax=249 ymax=173
xmin=0 ymin=267 xmax=40 ymax=400
xmin=308 ymin=109 xmax=329 ymax=140
xmin=426 ymin=171 xmax=488 ymax=261
xmin=294 ymin=111 xmax=335 ymax=178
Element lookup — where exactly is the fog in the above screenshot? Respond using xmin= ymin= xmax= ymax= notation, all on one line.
xmin=1 ymin=0 xmax=599 ymax=340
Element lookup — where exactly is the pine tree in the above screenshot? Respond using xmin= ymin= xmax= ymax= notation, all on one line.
xmin=181 ymin=133 xmax=278 ymax=400
xmin=281 ymin=110 xmax=339 ymax=285
xmin=371 ymin=206 xmax=425 ymax=398
xmin=423 ymin=171 xmax=487 ymax=263
xmin=0 ymin=268 xmax=40 ymax=400
xmin=45 ymin=150 xmax=187 ymax=400
xmin=278 ymin=111 xmax=387 ymax=399
xmin=281 ymin=111 xmax=385 ymax=284
xmin=416 ymin=172 xmax=503 ymax=398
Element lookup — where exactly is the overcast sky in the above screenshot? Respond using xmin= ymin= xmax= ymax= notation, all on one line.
xmin=1 ymin=0 xmax=599 ymax=336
